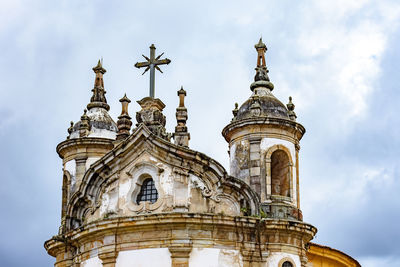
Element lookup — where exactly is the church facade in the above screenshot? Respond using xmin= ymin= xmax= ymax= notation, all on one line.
xmin=45 ymin=39 xmax=360 ymax=267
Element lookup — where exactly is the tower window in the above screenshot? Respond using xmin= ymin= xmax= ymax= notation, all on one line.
xmin=136 ymin=178 xmax=158 ymax=204
xmin=282 ymin=261 xmax=293 ymax=267
xmin=271 ymin=149 xmax=290 ymax=197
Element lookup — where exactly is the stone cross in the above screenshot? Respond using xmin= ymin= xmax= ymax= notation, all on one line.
xmin=134 ymin=44 xmax=171 ymax=98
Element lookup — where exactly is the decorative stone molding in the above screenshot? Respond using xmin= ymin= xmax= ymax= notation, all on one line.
xmin=136 ymin=97 xmax=171 ymax=141
xmin=213 ymin=193 xmax=240 ymax=216
xmin=189 ymin=174 xmax=213 ymax=198
xmin=45 ymin=213 xmax=317 ymax=267
xmin=264 ymin=144 xmax=293 ymax=161
xmin=126 ymin=162 xmax=165 ymax=214
xmin=173 ymin=167 xmax=189 ymax=183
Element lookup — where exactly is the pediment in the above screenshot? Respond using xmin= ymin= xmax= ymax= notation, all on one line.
xmin=65 ymin=125 xmax=259 ymax=231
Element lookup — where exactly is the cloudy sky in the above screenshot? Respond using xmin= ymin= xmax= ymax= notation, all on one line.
xmin=1 ymin=0 xmax=400 ymax=266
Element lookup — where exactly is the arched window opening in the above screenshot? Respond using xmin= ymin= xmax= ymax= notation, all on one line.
xmin=282 ymin=261 xmax=293 ymax=267
xmin=271 ymin=149 xmax=290 ymax=197
xmin=136 ymin=178 xmax=158 ymax=204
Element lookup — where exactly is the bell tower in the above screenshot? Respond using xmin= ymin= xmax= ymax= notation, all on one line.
xmin=222 ymin=38 xmax=305 ymax=220
xmin=57 ymin=60 xmax=117 ymax=232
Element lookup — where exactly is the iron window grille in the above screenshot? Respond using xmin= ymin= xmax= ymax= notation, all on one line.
xmin=136 ymin=178 xmax=158 ymax=204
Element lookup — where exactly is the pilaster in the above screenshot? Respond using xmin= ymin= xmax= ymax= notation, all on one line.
xmin=169 ymin=246 xmax=192 ymax=267
xmin=295 ymin=144 xmax=300 ymax=209
xmin=99 ymin=251 xmax=118 ymax=267
xmin=99 ymin=235 xmax=118 ymax=267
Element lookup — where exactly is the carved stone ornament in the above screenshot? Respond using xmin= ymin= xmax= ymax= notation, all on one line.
xmin=126 ymin=162 xmax=166 ymax=214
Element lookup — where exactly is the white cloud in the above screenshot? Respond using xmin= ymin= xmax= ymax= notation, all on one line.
xmin=290 ymin=1 xmax=400 ymax=128
xmin=0 ymin=0 xmax=23 ymax=33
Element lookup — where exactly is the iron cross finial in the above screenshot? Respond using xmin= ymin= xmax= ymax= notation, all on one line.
xmin=134 ymin=44 xmax=171 ymax=98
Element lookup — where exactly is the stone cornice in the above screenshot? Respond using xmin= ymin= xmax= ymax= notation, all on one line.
xmin=45 ymin=213 xmax=317 ymax=258
xmin=222 ymin=117 xmax=306 ymax=143
xmin=56 ymin=137 xmax=114 ymax=159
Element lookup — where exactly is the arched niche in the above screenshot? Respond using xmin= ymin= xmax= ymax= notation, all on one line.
xmin=265 ymin=144 xmax=294 ymax=201
xmin=271 ymin=150 xmax=290 ymax=197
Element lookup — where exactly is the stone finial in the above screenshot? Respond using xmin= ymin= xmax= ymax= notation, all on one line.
xmin=79 ymin=109 xmax=90 ymax=137
xmin=67 ymin=121 xmax=74 ymax=139
xmin=177 ymin=86 xmax=186 ymax=107
xmin=250 ymin=96 xmax=261 ymax=117
xmin=250 ymin=38 xmax=274 ymax=92
xmin=287 ymin=96 xmax=297 ymax=121
xmin=174 ymin=86 xmax=190 ymax=147
xmin=232 ymin=103 xmax=239 ymax=117
xmin=87 ymin=59 xmax=110 ymax=111
xmin=255 ymin=38 xmax=267 ymax=67
xmin=116 ymin=94 xmax=133 ymax=140
xmin=136 ymin=97 xmax=170 ymax=140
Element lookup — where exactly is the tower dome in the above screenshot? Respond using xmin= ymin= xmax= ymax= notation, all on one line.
xmin=235 ymin=92 xmax=290 ymax=120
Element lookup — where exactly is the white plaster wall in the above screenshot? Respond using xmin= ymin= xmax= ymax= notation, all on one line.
xmin=189 ymin=248 xmax=243 ymax=267
xmin=70 ymin=128 xmax=115 ymax=139
xmin=80 ymin=256 xmax=102 ymax=267
xmin=158 ymin=162 xmax=173 ymax=196
xmin=100 ymin=191 xmax=118 ymax=216
xmin=88 ymin=127 xmax=116 ymax=139
xmin=267 ymin=252 xmax=300 ymax=267
xmin=229 ymin=142 xmax=237 ymax=176
xmin=65 ymin=160 xmax=76 ymax=191
xmin=119 ymin=177 xmax=131 ymax=202
xmin=116 ymin=248 xmax=171 ymax=267
xmin=86 ymin=157 xmax=100 ymax=170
